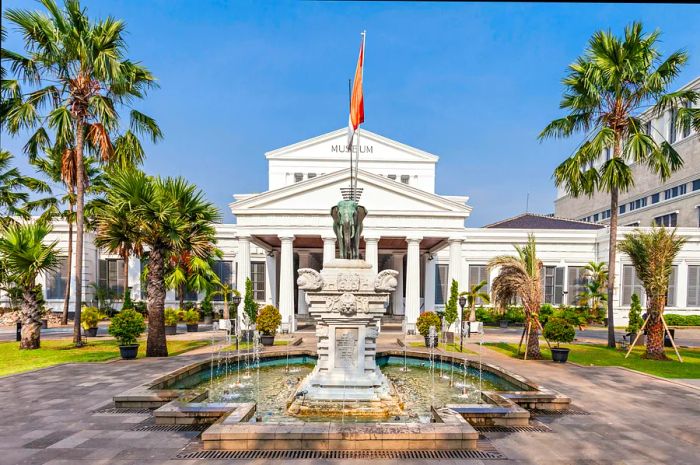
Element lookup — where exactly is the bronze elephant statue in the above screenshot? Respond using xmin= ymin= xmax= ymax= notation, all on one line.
xmin=331 ymin=200 xmax=367 ymax=259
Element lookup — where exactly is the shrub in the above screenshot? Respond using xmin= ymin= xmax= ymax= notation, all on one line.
xmin=200 ymin=293 xmax=213 ymax=317
xmin=665 ymin=314 xmax=700 ymax=326
xmin=164 ymin=308 xmax=180 ymax=326
xmin=443 ymin=279 xmax=459 ymax=329
xmin=133 ymin=301 xmax=147 ymax=317
xmin=256 ymin=304 xmax=282 ymax=336
xmin=81 ymin=306 xmax=104 ymax=330
xmin=122 ymin=288 xmax=134 ymax=310
xmin=539 ymin=304 xmax=555 ymax=324
xmin=183 ymin=309 xmax=200 ymax=324
xmin=243 ymin=278 xmax=258 ymax=324
xmin=108 ymin=309 xmax=146 ymax=346
xmin=543 ymin=318 xmax=576 ymax=347
xmin=627 ymin=294 xmax=643 ymax=333
xmin=504 ymin=305 xmax=525 ymax=323
xmin=416 ymin=311 xmax=441 ymax=337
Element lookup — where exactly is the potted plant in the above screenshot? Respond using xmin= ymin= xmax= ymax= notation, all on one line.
xmin=164 ymin=308 xmax=179 ymax=335
xmin=626 ymin=293 xmax=644 ymax=346
xmin=184 ymin=309 xmax=200 ymax=332
xmin=417 ymin=311 xmax=441 ymax=348
xmin=256 ymin=304 xmax=282 ymax=346
xmin=543 ymin=317 xmax=576 ymax=363
xmin=108 ymin=309 xmax=146 ymax=359
xmin=81 ymin=306 xmax=104 ymax=337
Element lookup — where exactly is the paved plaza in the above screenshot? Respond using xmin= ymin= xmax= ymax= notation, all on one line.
xmin=1 ymin=328 xmax=699 ymax=465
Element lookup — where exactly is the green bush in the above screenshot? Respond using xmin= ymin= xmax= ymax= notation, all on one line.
xmin=183 ymin=309 xmax=200 ymax=324
xmin=627 ymin=294 xmax=643 ymax=333
xmin=108 ymin=309 xmax=146 ymax=346
xmin=81 ymin=306 xmax=104 ymax=330
xmin=416 ymin=311 xmax=441 ymax=337
xmin=133 ymin=301 xmax=147 ymax=317
xmin=444 ymin=280 xmax=459 ymax=329
xmin=122 ymin=288 xmax=134 ymax=310
xmin=243 ymin=278 xmax=258 ymax=324
xmin=539 ymin=304 xmax=555 ymax=324
xmin=504 ymin=306 xmax=525 ymax=323
xmin=475 ymin=306 xmax=495 ymax=324
xmin=256 ymin=304 xmax=282 ymax=336
xmin=543 ymin=317 xmax=576 ymax=346
xmin=164 ymin=308 xmax=180 ymax=326
xmin=665 ymin=314 xmax=700 ymax=326
xmin=200 ymin=293 xmax=213 ymax=317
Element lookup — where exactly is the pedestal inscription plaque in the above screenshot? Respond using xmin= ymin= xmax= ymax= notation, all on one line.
xmin=334 ymin=328 xmax=358 ymax=368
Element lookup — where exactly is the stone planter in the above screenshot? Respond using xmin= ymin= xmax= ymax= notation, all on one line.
xmin=165 ymin=325 xmax=177 ymax=335
xmin=119 ymin=344 xmax=139 ymax=360
xmin=551 ymin=347 xmax=570 ymax=363
xmin=84 ymin=327 xmax=98 ymax=337
xmin=499 ymin=319 xmax=509 ymax=328
xmin=186 ymin=323 xmax=199 ymax=332
xmin=260 ymin=334 xmax=275 ymax=346
xmin=424 ymin=335 xmax=438 ymax=348
xmin=203 ymin=315 xmax=213 ymax=325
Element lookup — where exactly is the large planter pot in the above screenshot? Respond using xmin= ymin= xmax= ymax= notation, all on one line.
xmin=203 ymin=316 xmax=213 ymax=325
xmin=84 ymin=327 xmax=98 ymax=337
xmin=41 ymin=319 xmax=48 ymax=329
xmin=627 ymin=332 xmax=645 ymax=346
xmin=444 ymin=331 xmax=455 ymax=344
xmin=186 ymin=323 xmax=199 ymax=332
xmin=551 ymin=347 xmax=570 ymax=363
xmin=499 ymin=319 xmax=509 ymax=328
xmin=260 ymin=334 xmax=275 ymax=346
xmin=241 ymin=329 xmax=255 ymax=342
xmin=424 ymin=335 xmax=438 ymax=348
xmin=165 ymin=325 xmax=177 ymax=335
xmin=118 ymin=344 xmax=139 ymax=360
xmin=664 ymin=328 xmax=676 ymax=348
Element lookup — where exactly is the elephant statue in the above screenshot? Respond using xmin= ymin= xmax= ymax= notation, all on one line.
xmin=331 ymin=200 xmax=367 ymax=259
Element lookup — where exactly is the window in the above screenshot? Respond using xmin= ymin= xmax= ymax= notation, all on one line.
xmin=629 ymin=198 xmax=647 ymax=211
xmin=434 ymin=264 xmax=448 ymax=305
xmin=542 ymin=266 xmax=564 ymax=305
xmin=667 ymin=266 xmax=677 ymax=307
xmin=664 ymin=184 xmax=686 ymax=200
xmin=593 ymin=213 xmax=599 ymax=222
xmin=387 ymin=174 xmax=397 ymax=181
xmin=45 ymin=257 xmax=69 ymax=299
xmin=669 ymin=109 xmax=677 ymax=144
xmin=211 ymin=261 xmax=235 ymax=301
xmin=654 ymin=213 xmax=677 ymax=227
xmin=619 ymin=205 xmax=626 ymax=215
xmin=604 ymin=147 xmax=611 ymax=161
xmin=601 ymin=209 xmax=610 ymax=220
xmin=567 ymin=267 xmax=587 ymax=305
xmin=293 ymin=173 xmax=303 ymax=183
xmin=621 ymin=265 xmax=644 ymax=305
xmin=693 ymin=179 xmax=700 ymax=191
xmin=99 ymin=258 xmax=126 ymax=297
xmin=644 ymin=120 xmax=652 ymax=137
xmin=307 ymin=173 xmax=317 ymax=179
xmin=400 ymin=175 xmax=410 ymax=185
xmin=468 ymin=265 xmax=490 ymax=305
xmin=625 ymin=222 xmax=640 ymax=227
xmin=250 ymin=262 xmax=266 ymax=301
xmin=688 ymin=265 xmax=700 ymax=307
xmin=651 ymin=193 xmax=660 ymax=204
xmin=682 ymin=102 xmax=691 ymax=139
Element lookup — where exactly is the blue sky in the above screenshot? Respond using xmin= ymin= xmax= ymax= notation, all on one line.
xmin=3 ymin=0 xmax=700 ymax=226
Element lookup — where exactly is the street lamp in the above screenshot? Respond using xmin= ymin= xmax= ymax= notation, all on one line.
xmin=231 ymin=294 xmax=242 ymax=350
xmin=458 ymin=295 xmax=466 ymax=353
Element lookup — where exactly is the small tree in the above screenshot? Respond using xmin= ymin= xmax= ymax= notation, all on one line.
xmin=627 ymin=293 xmax=643 ymax=334
xmin=443 ymin=279 xmax=459 ymax=331
xmin=461 ymin=280 xmax=490 ymax=323
xmin=243 ymin=278 xmax=258 ymax=325
xmin=108 ymin=309 xmax=146 ymax=346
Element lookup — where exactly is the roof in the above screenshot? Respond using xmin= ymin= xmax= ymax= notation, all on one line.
xmin=484 ymin=213 xmax=605 ymax=230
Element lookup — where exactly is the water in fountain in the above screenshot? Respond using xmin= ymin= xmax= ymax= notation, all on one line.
xmin=253 ymin=329 xmax=262 ymax=421
xmin=428 ymin=325 xmax=437 ymax=411
xmin=478 ymin=323 xmax=484 ymax=403
xmin=400 ymin=320 xmax=409 ymax=372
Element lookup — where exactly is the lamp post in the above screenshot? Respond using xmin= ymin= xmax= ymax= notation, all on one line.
xmin=231 ymin=294 xmax=242 ymax=351
xmin=458 ymin=295 xmax=466 ymax=353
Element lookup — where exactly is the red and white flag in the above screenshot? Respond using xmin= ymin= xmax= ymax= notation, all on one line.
xmin=347 ymin=33 xmax=365 ymax=150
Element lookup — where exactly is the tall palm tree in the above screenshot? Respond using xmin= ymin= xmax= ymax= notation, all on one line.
xmin=488 ymin=234 xmax=543 ymax=359
xmin=618 ymin=227 xmax=685 ymax=359
xmin=583 ymin=261 xmax=608 ymax=288
xmin=0 ymin=221 xmax=59 ymax=349
xmin=0 ymin=150 xmax=55 ymax=229
xmin=460 ymin=280 xmax=490 ymax=323
xmin=212 ymin=282 xmax=239 ymax=320
xmin=539 ymin=23 xmax=699 ymax=348
xmin=165 ymin=253 xmax=221 ymax=309
xmin=103 ymin=170 xmax=220 ymax=356
xmin=577 ymin=280 xmax=607 ymax=322
xmin=3 ymin=0 xmax=162 ymax=345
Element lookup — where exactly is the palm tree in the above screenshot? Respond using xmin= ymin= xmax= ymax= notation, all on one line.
xmin=0 ymin=221 xmax=59 ymax=349
xmin=618 ymin=227 xmax=685 ymax=359
xmin=165 ymin=253 xmax=221 ymax=309
xmin=212 ymin=282 xmax=239 ymax=320
xmin=577 ymin=280 xmax=607 ymax=323
xmin=460 ymin=280 xmax=490 ymax=323
xmin=103 ymin=170 xmax=220 ymax=356
xmin=0 ymin=150 xmax=55 ymax=229
xmin=3 ymin=0 xmax=162 ymax=345
xmin=539 ymin=23 xmax=699 ymax=348
xmin=583 ymin=261 xmax=608 ymax=288
xmin=488 ymin=234 xmax=543 ymax=359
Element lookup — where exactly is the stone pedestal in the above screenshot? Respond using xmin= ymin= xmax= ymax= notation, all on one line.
xmin=290 ymin=259 xmax=400 ymax=417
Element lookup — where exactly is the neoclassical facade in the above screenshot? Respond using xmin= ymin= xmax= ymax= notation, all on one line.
xmin=18 ymin=128 xmax=700 ymax=330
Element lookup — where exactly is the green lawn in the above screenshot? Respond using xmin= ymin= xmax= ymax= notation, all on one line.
xmin=485 ymin=342 xmax=700 ymax=379
xmin=408 ymin=341 xmax=475 ymax=354
xmin=0 ymin=338 xmax=210 ymax=377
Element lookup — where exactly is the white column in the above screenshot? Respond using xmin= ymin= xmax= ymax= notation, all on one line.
xmin=265 ymin=251 xmax=276 ymax=305
xmin=297 ymin=251 xmax=310 ymax=315
xmin=127 ymin=255 xmax=141 ymax=299
xmin=236 ymin=235 xmax=251 ymax=330
xmin=677 ymin=260 xmax=688 ymax=309
xmin=392 ymin=253 xmax=405 ymax=316
xmin=322 ymin=235 xmax=336 ymax=264
xmin=278 ymin=235 xmax=296 ymax=333
xmin=364 ymin=235 xmax=380 ymax=275
xmin=405 ymin=236 xmax=422 ymax=332
xmin=423 ymin=253 xmax=435 ymax=312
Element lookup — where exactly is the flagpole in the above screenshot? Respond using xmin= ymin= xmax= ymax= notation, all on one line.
xmin=354 ymin=30 xmax=365 ymax=199
xmin=348 ymin=78 xmax=353 ymax=198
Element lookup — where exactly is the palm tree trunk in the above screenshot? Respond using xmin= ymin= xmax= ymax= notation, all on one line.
xmin=20 ymin=287 xmax=41 ymax=350
xmin=61 ymin=210 xmax=73 ymax=325
xmin=526 ymin=308 xmax=542 ymax=360
xmin=179 ymin=284 xmax=185 ymax=309
xmin=645 ymin=296 xmax=667 ymax=360
xmin=606 ymin=186 xmax=619 ymax=348
xmin=73 ymin=120 xmax=85 ymax=346
xmin=146 ymin=247 xmax=168 ymax=357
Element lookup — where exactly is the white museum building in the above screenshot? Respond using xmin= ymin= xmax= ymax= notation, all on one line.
xmin=31 ymin=128 xmax=700 ymax=330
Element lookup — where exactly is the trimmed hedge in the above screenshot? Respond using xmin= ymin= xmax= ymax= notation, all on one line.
xmin=665 ymin=314 xmax=700 ymax=326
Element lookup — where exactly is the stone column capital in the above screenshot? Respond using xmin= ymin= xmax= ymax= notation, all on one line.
xmin=363 ymin=234 xmax=381 ymax=242
xmin=448 ymin=236 xmax=465 ymax=245
xmin=405 ymin=235 xmax=423 ymax=244
xmin=236 ymin=233 xmax=252 ymax=241
xmin=321 ymin=234 xmax=337 ymax=242
xmin=278 ymin=234 xmax=295 ymax=243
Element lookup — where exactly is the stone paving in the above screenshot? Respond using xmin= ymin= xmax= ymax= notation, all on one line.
xmin=1 ymin=330 xmax=699 ymax=464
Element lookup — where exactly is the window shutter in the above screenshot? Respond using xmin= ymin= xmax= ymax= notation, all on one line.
xmin=554 ymin=267 xmax=564 ymax=305
xmin=688 ymin=266 xmax=699 ymax=307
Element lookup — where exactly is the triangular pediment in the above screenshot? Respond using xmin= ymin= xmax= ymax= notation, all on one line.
xmin=232 ymin=169 xmax=470 ymax=217
xmin=265 ymin=128 xmax=439 ymax=163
